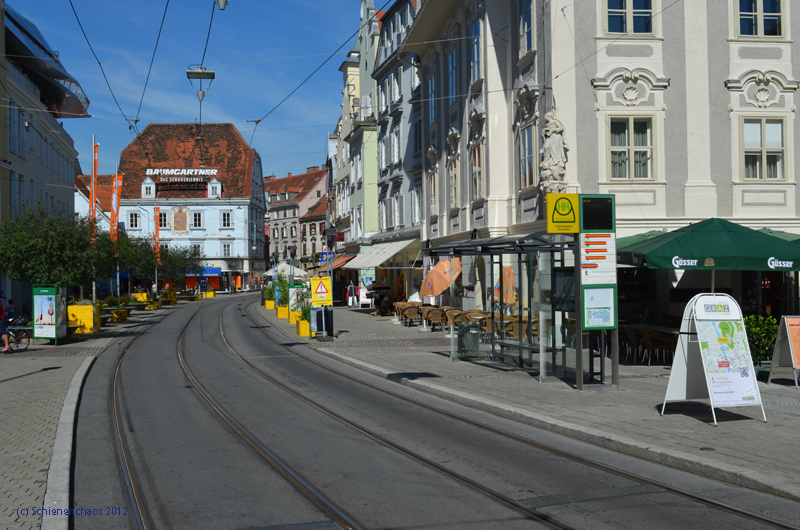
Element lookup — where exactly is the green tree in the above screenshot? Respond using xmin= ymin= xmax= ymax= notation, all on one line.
xmin=0 ymin=207 xmax=100 ymax=287
xmin=160 ymin=245 xmax=202 ymax=291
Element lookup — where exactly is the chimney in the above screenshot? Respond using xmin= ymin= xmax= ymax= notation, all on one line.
xmin=307 ymin=166 xmax=319 ymax=173
xmin=288 ymin=172 xmax=292 ymax=177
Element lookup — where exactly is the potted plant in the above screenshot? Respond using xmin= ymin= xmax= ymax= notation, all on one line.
xmin=132 ymin=286 xmax=150 ymax=303
xmin=263 ymin=284 xmax=276 ymax=310
xmin=744 ymin=315 xmax=778 ymax=378
xmin=296 ymin=302 xmax=313 ymax=338
xmin=275 ymin=274 xmax=289 ymax=319
xmin=145 ymin=290 xmax=162 ymax=310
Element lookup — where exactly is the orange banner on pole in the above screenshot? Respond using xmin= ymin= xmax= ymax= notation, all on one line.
xmin=153 ymin=207 xmax=161 ymax=265
xmin=110 ymin=173 xmax=123 ymax=244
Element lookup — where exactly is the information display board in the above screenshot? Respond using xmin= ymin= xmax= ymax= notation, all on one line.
xmin=580 ymin=233 xmax=617 ymax=285
xmin=662 ymin=293 xmax=765 ymax=425
xmin=768 ymin=316 xmax=800 ymax=389
xmin=581 ymin=285 xmax=616 ymax=330
xmin=32 ymin=286 xmax=67 ymax=344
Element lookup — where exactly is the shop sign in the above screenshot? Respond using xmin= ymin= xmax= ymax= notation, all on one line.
xmin=146 ymin=168 xmax=218 ymax=176
xmin=227 ymin=260 xmax=242 ymax=270
xmin=251 ymin=260 xmax=266 ymax=271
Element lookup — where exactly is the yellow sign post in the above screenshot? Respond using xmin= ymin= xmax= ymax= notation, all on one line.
xmin=546 ymin=193 xmax=580 ymax=233
xmin=311 ymin=277 xmax=332 ymax=307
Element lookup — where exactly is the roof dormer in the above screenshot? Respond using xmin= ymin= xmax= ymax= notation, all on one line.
xmin=208 ymin=177 xmax=221 ymax=198
xmin=142 ymin=177 xmax=155 ymax=199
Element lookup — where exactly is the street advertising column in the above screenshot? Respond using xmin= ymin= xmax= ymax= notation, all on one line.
xmin=662 ymin=293 xmax=766 ymax=425
xmin=768 ymin=316 xmax=800 ymax=389
xmin=33 ymin=286 xmax=67 ymax=344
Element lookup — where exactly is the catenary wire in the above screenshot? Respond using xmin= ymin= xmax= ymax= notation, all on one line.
xmin=135 ymin=0 xmax=171 ymax=123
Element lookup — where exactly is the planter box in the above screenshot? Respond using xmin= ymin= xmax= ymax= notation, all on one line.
xmin=296 ymin=320 xmax=314 ymax=337
xmin=275 ymin=306 xmax=289 ymax=319
xmin=132 ymin=293 xmax=150 ymax=303
xmin=264 ymin=300 xmax=275 ymax=310
xmin=162 ymin=290 xmax=177 ymax=303
xmin=111 ymin=308 xmax=129 ymax=322
xmin=68 ymin=305 xmax=100 ymax=334
xmin=289 ymin=311 xmax=301 ymax=325
xmin=145 ymin=300 xmax=162 ymax=310
xmin=202 ymin=291 xmax=216 ymax=299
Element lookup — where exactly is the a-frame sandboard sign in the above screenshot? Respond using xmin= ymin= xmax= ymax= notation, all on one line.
xmin=661 ymin=293 xmax=766 ymax=426
xmin=767 ymin=316 xmax=800 ymax=389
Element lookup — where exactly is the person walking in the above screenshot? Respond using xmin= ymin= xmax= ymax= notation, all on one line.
xmin=0 ymin=298 xmax=10 ymax=353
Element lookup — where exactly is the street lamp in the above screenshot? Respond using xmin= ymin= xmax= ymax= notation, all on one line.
xmin=288 ymin=245 xmax=297 ymax=285
xmin=215 ymin=0 xmax=229 ymax=9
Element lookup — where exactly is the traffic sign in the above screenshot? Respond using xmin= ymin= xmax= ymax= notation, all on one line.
xmin=320 ymin=251 xmax=335 ymax=262
xmin=311 ymin=277 xmax=332 ymax=306
xmin=546 ymin=193 xmax=580 ymax=233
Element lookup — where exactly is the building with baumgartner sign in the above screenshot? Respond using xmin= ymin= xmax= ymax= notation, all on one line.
xmin=118 ymin=123 xmax=267 ymax=291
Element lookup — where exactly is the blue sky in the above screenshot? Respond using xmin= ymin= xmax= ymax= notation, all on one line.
xmin=22 ymin=0 xmax=360 ymax=177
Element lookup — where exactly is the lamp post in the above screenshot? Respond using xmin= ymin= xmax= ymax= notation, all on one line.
xmin=288 ymin=245 xmax=297 ymax=286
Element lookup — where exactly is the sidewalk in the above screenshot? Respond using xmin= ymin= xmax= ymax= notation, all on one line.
xmin=0 ymin=306 xmax=169 ymax=530
xmin=260 ymin=303 xmax=800 ymax=501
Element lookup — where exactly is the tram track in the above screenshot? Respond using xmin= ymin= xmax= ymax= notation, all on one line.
xmin=109 ymin=298 xmax=362 ymax=530
xmin=236 ymin=299 xmax=800 ymax=530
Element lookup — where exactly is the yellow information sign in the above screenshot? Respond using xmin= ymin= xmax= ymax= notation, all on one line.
xmin=310 ymin=277 xmax=332 ymax=307
xmin=546 ymin=193 xmax=580 ymax=233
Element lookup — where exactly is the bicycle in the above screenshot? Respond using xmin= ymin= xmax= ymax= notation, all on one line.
xmin=5 ymin=314 xmax=31 ymax=352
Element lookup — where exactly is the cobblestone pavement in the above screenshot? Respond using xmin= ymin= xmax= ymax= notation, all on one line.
xmin=0 ymin=356 xmax=89 ymax=530
xmin=0 ymin=307 xmax=168 ymax=530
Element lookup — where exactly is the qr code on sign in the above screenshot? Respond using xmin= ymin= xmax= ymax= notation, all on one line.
xmin=739 ymin=366 xmax=749 ymax=378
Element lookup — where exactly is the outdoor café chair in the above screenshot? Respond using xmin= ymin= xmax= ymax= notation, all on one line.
xmin=426 ymin=309 xmax=445 ymax=332
xmin=402 ymin=305 xmax=420 ymax=327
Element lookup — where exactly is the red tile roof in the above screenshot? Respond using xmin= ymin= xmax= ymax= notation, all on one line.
xmin=118 ymin=123 xmax=257 ymax=200
xmin=264 ymin=167 xmax=326 ymax=208
xmin=75 ymin=174 xmax=115 ymax=212
xmin=300 ymin=198 xmax=327 ymax=221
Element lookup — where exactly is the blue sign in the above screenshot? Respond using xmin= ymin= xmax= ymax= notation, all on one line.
xmin=320 ymin=251 xmax=335 ymax=262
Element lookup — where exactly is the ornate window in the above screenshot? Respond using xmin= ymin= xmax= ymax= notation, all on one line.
xmin=427 ymin=75 xmax=436 ymax=126
xmin=609 ymin=117 xmax=653 ymax=180
xmin=519 ymin=124 xmax=536 ymax=188
xmin=606 ymin=0 xmax=653 ymax=35
xmin=448 ymin=50 xmax=457 ymax=107
xmin=520 ymin=0 xmax=534 ymax=54
xmin=471 ymin=143 xmax=483 ymax=200
xmin=470 ymin=19 xmax=481 ymax=84
xmin=448 ymin=160 xmax=459 ymax=209
xmin=737 ymin=0 xmax=783 ymax=38
xmin=742 ymin=117 xmax=785 ymax=179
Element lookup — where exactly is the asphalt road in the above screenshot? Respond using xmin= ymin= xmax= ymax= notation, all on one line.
xmin=72 ymin=294 xmax=800 ymax=529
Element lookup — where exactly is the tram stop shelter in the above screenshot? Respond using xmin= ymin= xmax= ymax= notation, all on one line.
xmin=426 ymin=231 xmax=601 ymax=387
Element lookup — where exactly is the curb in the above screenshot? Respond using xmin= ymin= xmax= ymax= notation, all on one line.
xmin=255 ymin=303 xmax=800 ymax=502
xmin=41 ymin=356 xmax=95 ymax=530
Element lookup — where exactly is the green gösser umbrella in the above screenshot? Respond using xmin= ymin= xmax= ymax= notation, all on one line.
xmin=618 ymin=218 xmax=800 ymax=272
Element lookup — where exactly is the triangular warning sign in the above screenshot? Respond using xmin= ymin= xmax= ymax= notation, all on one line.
xmin=314 ymin=282 xmax=329 ymax=295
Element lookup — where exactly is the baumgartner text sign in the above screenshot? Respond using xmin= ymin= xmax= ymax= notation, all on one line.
xmin=146 ymin=168 xmax=218 ymax=176
xmin=768 ymin=257 xmax=794 ymax=269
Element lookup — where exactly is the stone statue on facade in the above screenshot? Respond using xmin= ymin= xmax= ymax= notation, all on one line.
xmin=539 ymin=110 xmax=569 ymax=194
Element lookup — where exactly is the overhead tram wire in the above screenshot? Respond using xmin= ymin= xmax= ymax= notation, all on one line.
xmin=67 ymin=0 xmax=156 ymax=167
xmin=247 ymin=0 xmax=395 ymax=146
xmin=135 ymin=0 xmax=171 ymax=123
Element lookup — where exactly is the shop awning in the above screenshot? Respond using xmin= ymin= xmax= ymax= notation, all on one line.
xmin=343 ymin=240 xmax=417 ymax=270
xmin=618 ymin=218 xmax=800 ymax=270
xmin=328 ymin=254 xmax=356 ymax=271
xmin=187 ymin=267 xmax=221 ymax=277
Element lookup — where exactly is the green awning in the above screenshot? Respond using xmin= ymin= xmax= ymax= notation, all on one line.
xmin=758 ymin=227 xmax=800 ymax=242
xmin=616 ymin=230 xmax=666 ymax=250
xmin=618 ymin=218 xmax=800 ymax=271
